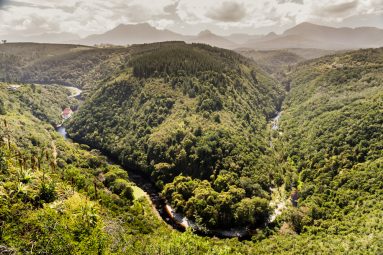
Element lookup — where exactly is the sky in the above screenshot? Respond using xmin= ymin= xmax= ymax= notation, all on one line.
xmin=0 ymin=0 xmax=382 ymax=38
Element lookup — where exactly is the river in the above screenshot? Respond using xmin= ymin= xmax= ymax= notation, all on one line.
xmin=56 ymin=126 xmax=68 ymax=138
xmin=271 ymin=111 xmax=282 ymax=131
xmin=55 ymin=86 xmax=279 ymax=239
xmin=56 ymin=86 xmax=186 ymax=231
xmin=56 ymin=124 xmax=249 ymax=238
xmin=270 ymin=111 xmax=282 ymax=148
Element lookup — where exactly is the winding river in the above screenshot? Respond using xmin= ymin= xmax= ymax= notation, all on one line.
xmin=57 ymin=124 xmax=249 ymax=238
xmin=56 ymin=86 xmax=283 ymax=239
xmin=57 ymin=86 xmax=187 ymax=232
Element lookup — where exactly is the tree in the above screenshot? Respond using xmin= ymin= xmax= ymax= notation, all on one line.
xmin=0 ymin=99 xmax=6 ymax=115
xmin=235 ymin=197 xmax=271 ymax=226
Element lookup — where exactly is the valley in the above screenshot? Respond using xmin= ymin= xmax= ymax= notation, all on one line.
xmin=0 ymin=42 xmax=382 ymax=254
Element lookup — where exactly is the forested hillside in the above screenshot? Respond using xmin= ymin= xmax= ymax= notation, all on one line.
xmin=0 ymin=42 xmax=382 ymax=254
xmin=0 ymin=43 xmax=131 ymax=95
xmin=67 ymin=42 xmax=285 ymax=229
xmin=269 ymin=48 xmax=383 ymax=251
xmin=236 ymin=49 xmax=304 ymax=77
xmin=0 ymin=82 xmax=254 ymax=254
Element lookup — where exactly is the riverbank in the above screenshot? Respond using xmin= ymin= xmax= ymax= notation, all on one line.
xmin=55 ymin=86 xmax=282 ymax=239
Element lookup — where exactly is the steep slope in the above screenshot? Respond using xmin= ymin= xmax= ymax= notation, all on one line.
xmin=1 ymin=44 xmax=383 ymax=254
xmin=0 ymin=82 xmax=256 ymax=254
xmin=81 ymin=24 xmax=238 ymax=49
xmin=0 ymin=83 xmax=137 ymax=253
xmin=67 ymin=42 xmax=284 ymax=229
xmin=273 ymin=47 xmax=383 ymax=245
xmin=284 ymin=22 xmax=383 ymax=48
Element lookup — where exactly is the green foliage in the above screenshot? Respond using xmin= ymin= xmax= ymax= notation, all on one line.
xmin=68 ymin=42 xmax=284 ymax=228
xmin=131 ymin=43 xmax=229 ymax=78
xmin=0 ymin=150 xmax=7 ymax=173
xmin=0 ymin=43 xmax=131 ymax=94
xmin=1 ymin=44 xmax=382 ymax=254
xmin=37 ymin=181 xmax=57 ymax=204
xmin=275 ymin=48 xmax=383 ymax=240
xmin=0 ymin=98 xmax=5 ymax=115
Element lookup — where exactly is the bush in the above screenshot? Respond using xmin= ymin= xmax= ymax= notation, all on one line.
xmin=37 ymin=181 xmax=57 ymax=204
xmin=0 ymin=99 xmax=5 ymax=115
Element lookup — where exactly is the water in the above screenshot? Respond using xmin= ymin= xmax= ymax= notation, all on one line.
xmin=270 ymin=111 xmax=282 ymax=148
xmin=53 ymin=86 xmax=251 ymax=238
xmin=56 ymin=126 xmax=68 ymax=139
xmin=271 ymin=111 xmax=282 ymax=130
xmin=54 ymin=126 xmax=250 ymax=238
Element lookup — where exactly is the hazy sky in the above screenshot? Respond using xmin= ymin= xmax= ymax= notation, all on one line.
xmin=0 ymin=0 xmax=382 ymax=37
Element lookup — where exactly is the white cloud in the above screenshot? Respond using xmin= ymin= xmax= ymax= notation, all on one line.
xmin=0 ymin=0 xmax=382 ymax=37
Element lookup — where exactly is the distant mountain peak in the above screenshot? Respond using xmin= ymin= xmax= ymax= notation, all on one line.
xmin=112 ymin=23 xmax=157 ymax=32
xmin=78 ymin=21 xmax=383 ymax=50
xmin=198 ymin=30 xmax=215 ymax=37
xmin=296 ymin=21 xmax=316 ymax=27
xmin=284 ymin=22 xmax=334 ymax=35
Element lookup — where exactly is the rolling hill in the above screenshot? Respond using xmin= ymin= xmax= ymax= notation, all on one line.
xmin=67 ymin=42 xmax=285 ymax=229
xmin=0 ymin=43 xmax=132 ymax=95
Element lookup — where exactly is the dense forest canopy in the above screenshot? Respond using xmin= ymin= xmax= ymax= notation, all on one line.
xmin=0 ymin=43 xmax=131 ymax=96
xmin=275 ymin=48 xmax=383 ymax=236
xmin=67 ymin=42 xmax=285 ymax=229
xmin=0 ymin=42 xmax=382 ymax=254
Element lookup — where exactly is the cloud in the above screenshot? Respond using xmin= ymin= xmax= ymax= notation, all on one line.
xmin=319 ymin=0 xmax=358 ymax=14
xmin=277 ymin=0 xmax=304 ymax=4
xmin=0 ymin=0 xmax=382 ymax=38
xmin=206 ymin=1 xmax=247 ymax=22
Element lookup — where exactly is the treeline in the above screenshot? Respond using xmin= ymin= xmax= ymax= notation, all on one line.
xmin=131 ymin=44 xmax=228 ymax=78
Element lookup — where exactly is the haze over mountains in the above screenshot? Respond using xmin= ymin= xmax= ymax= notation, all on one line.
xmin=5 ymin=22 xmax=383 ymax=51
xmin=242 ymin=22 xmax=383 ymax=50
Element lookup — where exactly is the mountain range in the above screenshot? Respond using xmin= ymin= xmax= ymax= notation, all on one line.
xmin=4 ymin=22 xmax=383 ymax=50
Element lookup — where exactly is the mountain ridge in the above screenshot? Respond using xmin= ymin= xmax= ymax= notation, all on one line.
xmin=4 ymin=22 xmax=383 ymax=50
xmin=77 ymin=22 xmax=383 ymax=50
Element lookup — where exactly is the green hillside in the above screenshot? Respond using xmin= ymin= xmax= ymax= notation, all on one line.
xmin=67 ymin=42 xmax=285 ymax=229
xmin=0 ymin=43 xmax=130 ymax=95
xmin=269 ymin=48 xmax=383 ymax=251
xmin=0 ymin=82 xmax=252 ymax=254
xmin=0 ymin=43 xmax=382 ymax=254
xmin=237 ymin=49 xmax=304 ymax=75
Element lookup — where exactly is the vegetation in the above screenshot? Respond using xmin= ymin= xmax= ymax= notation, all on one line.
xmin=0 ymin=81 xmax=245 ymax=254
xmin=68 ymin=42 xmax=285 ymax=229
xmin=0 ymin=43 xmax=382 ymax=254
xmin=271 ymin=47 xmax=383 ymax=249
xmin=0 ymin=43 xmax=131 ymax=96
xmin=237 ymin=49 xmax=304 ymax=77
